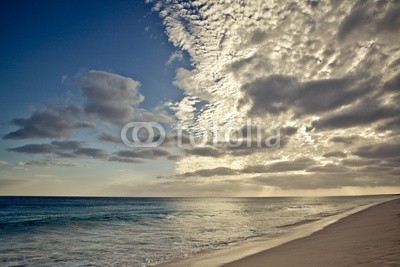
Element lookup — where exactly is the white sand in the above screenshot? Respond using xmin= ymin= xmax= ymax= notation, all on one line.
xmin=223 ymin=198 xmax=400 ymax=267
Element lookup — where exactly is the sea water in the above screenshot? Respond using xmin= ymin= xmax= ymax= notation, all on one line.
xmin=0 ymin=195 xmax=394 ymax=266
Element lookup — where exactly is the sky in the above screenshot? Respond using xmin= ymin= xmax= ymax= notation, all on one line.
xmin=0 ymin=0 xmax=399 ymax=197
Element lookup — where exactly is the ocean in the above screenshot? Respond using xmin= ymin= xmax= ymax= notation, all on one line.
xmin=0 ymin=195 xmax=395 ymax=266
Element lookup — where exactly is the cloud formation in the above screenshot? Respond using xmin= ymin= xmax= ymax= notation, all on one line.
xmin=8 ymin=141 xmax=108 ymax=160
xmin=2 ymin=1 xmax=400 ymax=195
xmin=3 ymin=105 xmax=90 ymax=140
xmin=149 ymin=0 xmax=400 ymax=191
xmin=76 ymin=70 xmax=144 ymax=126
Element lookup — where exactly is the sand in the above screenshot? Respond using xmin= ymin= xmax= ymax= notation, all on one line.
xmin=222 ymin=198 xmax=400 ymax=267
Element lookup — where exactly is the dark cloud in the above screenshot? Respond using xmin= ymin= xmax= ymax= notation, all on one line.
xmin=376 ymin=116 xmax=400 ymax=133
xmin=182 ymin=140 xmax=282 ymax=158
xmin=242 ymin=74 xmax=374 ymax=117
xmin=51 ymin=140 xmax=85 ymax=150
xmin=3 ymin=105 xmax=87 ymax=140
xmin=8 ymin=141 xmax=108 ymax=159
xmin=380 ymin=157 xmax=400 ymax=168
xmin=8 ymin=144 xmax=53 ymax=154
xmin=338 ymin=3 xmax=366 ymax=41
xmin=182 ymin=157 xmax=317 ymax=177
xmin=356 ymin=165 xmax=392 ymax=173
xmin=312 ymin=99 xmax=399 ymax=130
xmin=383 ymin=73 xmax=400 ymax=92
xmin=352 ymin=142 xmax=400 ymax=159
xmin=241 ymin=75 xmax=297 ymax=115
xmin=76 ymin=70 xmax=144 ymax=126
xmin=19 ymin=160 xmax=78 ymax=167
xmin=242 ymin=157 xmax=316 ymax=174
xmin=182 ymin=167 xmax=239 ymax=177
xmin=184 ymin=146 xmax=223 ymax=157
xmin=248 ymin=29 xmax=267 ymax=45
xmin=229 ymin=54 xmax=272 ymax=81
xmin=388 ymin=168 xmax=400 ymax=176
xmin=227 ymin=128 xmax=288 ymax=156
xmin=98 ymin=132 xmax=122 ymax=143
xmin=166 ymin=154 xmax=181 ymax=161
xmin=3 ymin=71 xmax=161 ymax=144
xmin=338 ymin=1 xmax=400 ymax=41
xmin=323 ymin=151 xmax=347 ymax=158
xmin=341 ymin=158 xmax=381 ymax=167
xmin=108 ymin=156 xmax=143 ymax=164
xmin=74 ymin=148 xmax=108 ymax=159
xmin=281 ymin=126 xmax=297 ymax=136
xmin=307 ymin=164 xmax=350 ymax=173
xmin=115 ymin=148 xmax=172 ymax=160
xmin=53 ymin=150 xmax=79 ymax=158
xmin=329 ymin=135 xmax=360 ymax=145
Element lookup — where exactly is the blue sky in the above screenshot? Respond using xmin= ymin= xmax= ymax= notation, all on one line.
xmin=0 ymin=0 xmax=184 ymax=118
xmin=0 ymin=0 xmax=399 ymax=196
xmin=0 ymin=0 xmax=188 ymax=195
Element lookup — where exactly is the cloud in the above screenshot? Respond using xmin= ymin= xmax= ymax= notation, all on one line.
xmin=1 ymin=70 xmax=146 ymax=143
xmin=114 ymin=148 xmax=173 ymax=160
xmin=8 ymin=141 xmax=108 ymax=159
xmin=252 ymin=172 xmax=398 ymax=190
xmin=181 ymin=157 xmax=316 ymax=177
xmin=149 ymin=0 xmax=399 ymax=190
xmin=242 ymin=157 xmax=316 ymax=174
xmin=98 ymin=132 xmax=122 ymax=143
xmin=3 ymin=70 xmax=167 ymax=144
xmin=3 ymin=69 xmax=178 ymax=168
xmin=242 ymin=74 xmax=374 ymax=117
xmin=338 ymin=1 xmax=400 ymax=41
xmin=75 ymin=70 xmax=144 ymax=126
xmin=108 ymin=147 xmax=179 ymax=163
xmin=329 ymin=135 xmax=360 ymax=145
xmin=181 ymin=167 xmax=239 ymax=177
xmin=352 ymin=142 xmax=400 ymax=159
xmin=8 ymin=144 xmax=53 ymax=154
xmin=307 ymin=163 xmax=350 ymax=173
xmin=3 ymin=1 xmax=400 ymax=194
xmin=341 ymin=158 xmax=381 ymax=167
xmin=18 ymin=160 xmax=79 ymax=168
xmin=108 ymin=156 xmax=143 ymax=164
xmin=184 ymin=146 xmax=223 ymax=158
xmin=376 ymin=116 xmax=400 ymax=133
xmin=281 ymin=126 xmax=298 ymax=136
xmin=0 ymin=160 xmax=10 ymax=165
xmin=74 ymin=148 xmax=108 ymax=159
xmin=3 ymin=105 xmax=88 ymax=139
xmin=166 ymin=50 xmax=184 ymax=65
xmin=51 ymin=140 xmax=85 ymax=150
xmin=312 ymin=99 xmax=399 ymax=130
xmin=323 ymin=151 xmax=347 ymax=158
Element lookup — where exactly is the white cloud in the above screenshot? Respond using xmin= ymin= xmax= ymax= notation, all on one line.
xmin=149 ymin=0 xmax=400 ymax=189
xmin=166 ymin=50 xmax=184 ymax=65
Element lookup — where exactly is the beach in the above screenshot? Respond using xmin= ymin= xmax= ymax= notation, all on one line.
xmin=1 ymin=196 xmax=398 ymax=266
xmin=223 ymin=198 xmax=400 ymax=267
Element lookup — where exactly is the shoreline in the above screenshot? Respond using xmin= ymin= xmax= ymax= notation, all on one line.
xmin=223 ymin=198 xmax=400 ymax=267
xmin=157 ymin=198 xmax=397 ymax=267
